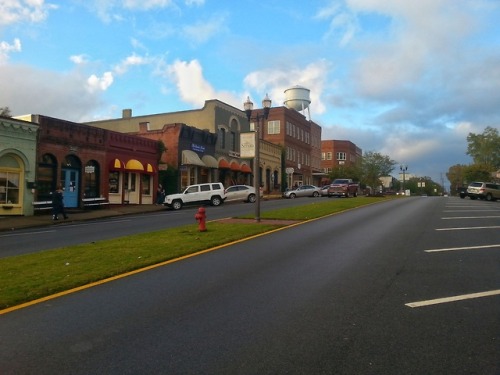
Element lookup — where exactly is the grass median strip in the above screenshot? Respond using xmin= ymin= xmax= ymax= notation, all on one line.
xmin=0 ymin=196 xmax=387 ymax=310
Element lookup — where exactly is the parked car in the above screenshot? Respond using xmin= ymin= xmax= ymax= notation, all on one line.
xmin=320 ymin=185 xmax=330 ymax=197
xmin=283 ymin=185 xmax=321 ymax=199
xmin=164 ymin=182 xmax=226 ymax=210
xmin=224 ymin=185 xmax=262 ymax=203
xmin=466 ymin=182 xmax=500 ymax=201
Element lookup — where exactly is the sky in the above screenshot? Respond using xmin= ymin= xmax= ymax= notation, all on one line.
xmin=1 ymin=0 xmax=499 ymax=188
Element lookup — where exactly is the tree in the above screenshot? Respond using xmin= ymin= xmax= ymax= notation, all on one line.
xmin=446 ymin=164 xmax=468 ymax=193
xmin=466 ymin=126 xmax=500 ymax=170
xmin=360 ymin=151 xmax=396 ymax=190
xmin=0 ymin=107 xmax=11 ymax=117
xmin=463 ymin=164 xmax=493 ymax=183
xmin=328 ymin=163 xmax=362 ymax=182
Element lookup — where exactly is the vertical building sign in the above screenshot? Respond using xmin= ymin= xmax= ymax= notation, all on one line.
xmin=240 ymin=132 xmax=256 ymax=158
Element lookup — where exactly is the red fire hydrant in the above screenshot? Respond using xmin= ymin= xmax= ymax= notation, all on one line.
xmin=194 ymin=207 xmax=207 ymax=232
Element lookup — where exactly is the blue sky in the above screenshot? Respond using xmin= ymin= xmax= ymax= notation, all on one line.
xmin=1 ymin=0 xmax=499 ymax=188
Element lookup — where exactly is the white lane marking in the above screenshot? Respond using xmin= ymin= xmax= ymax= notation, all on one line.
xmin=0 ymin=230 xmax=56 ymax=238
xmin=436 ymin=226 xmax=500 ymax=231
xmin=443 ymin=209 xmax=500 ymax=212
xmin=442 ymin=216 xmax=500 ymax=220
xmin=424 ymin=244 xmax=500 ymax=253
xmin=405 ymin=290 xmax=500 ymax=308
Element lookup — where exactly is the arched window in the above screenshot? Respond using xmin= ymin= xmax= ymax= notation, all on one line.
xmin=37 ymin=154 xmax=57 ymax=201
xmin=83 ymin=160 xmax=100 ymax=198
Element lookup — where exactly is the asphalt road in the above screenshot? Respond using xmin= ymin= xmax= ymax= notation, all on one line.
xmin=1 ymin=197 xmax=499 ymax=374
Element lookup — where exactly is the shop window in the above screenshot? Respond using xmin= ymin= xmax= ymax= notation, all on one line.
xmin=0 ymin=171 xmax=20 ymax=204
xmin=142 ymin=174 xmax=151 ymax=195
xmin=84 ymin=160 xmax=100 ymax=198
xmin=37 ymin=154 xmax=57 ymax=201
xmin=109 ymin=172 xmax=120 ymax=194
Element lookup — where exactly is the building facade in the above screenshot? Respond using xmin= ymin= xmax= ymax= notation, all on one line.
xmin=85 ymin=100 xmax=283 ymax=193
xmin=321 ymin=140 xmax=363 ymax=184
xmin=0 ymin=116 xmax=39 ymax=216
xmin=252 ymin=106 xmax=322 ymax=188
xmin=15 ymin=114 xmax=159 ymax=207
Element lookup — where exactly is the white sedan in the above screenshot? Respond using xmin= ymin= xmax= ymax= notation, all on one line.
xmin=224 ymin=185 xmax=261 ymax=203
xmin=283 ymin=185 xmax=322 ymax=198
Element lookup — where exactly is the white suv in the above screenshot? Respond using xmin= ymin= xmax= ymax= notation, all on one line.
xmin=164 ymin=183 xmax=226 ymax=210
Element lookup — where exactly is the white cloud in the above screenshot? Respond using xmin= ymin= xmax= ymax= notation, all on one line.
xmin=87 ymin=71 xmax=114 ymax=93
xmin=244 ymin=60 xmax=332 ymax=115
xmin=166 ymin=59 xmax=240 ymax=107
xmin=123 ymin=0 xmax=174 ymax=10
xmin=69 ymin=54 xmax=89 ymax=65
xmin=0 ymin=64 xmax=104 ymax=121
xmin=0 ymin=38 xmax=21 ymax=63
xmin=181 ymin=14 xmax=227 ymax=45
xmin=0 ymin=0 xmax=57 ymax=26
xmin=113 ymin=53 xmax=150 ymax=75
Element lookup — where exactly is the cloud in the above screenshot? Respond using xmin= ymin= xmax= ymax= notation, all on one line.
xmin=0 ymin=64 xmax=104 ymax=121
xmin=166 ymin=59 xmax=240 ymax=107
xmin=0 ymin=0 xmax=57 ymax=26
xmin=0 ymin=38 xmax=21 ymax=63
xmin=87 ymin=72 xmax=114 ymax=93
xmin=113 ymin=53 xmax=150 ymax=75
xmin=243 ymin=60 xmax=332 ymax=115
xmin=181 ymin=14 xmax=227 ymax=45
xmin=70 ymin=54 xmax=89 ymax=65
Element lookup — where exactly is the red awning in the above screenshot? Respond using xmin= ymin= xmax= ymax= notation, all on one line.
xmin=230 ymin=162 xmax=240 ymax=171
xmin=109 ymin=158 xmax=125 ymax=171
xmin=240 ymin=164 xmax=252 ymax=173
xmin=218 ymin=159 xmax=230 ymax=169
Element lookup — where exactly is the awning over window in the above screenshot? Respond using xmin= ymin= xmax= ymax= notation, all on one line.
xmin=230 ymin=161 xmax=241 ymax=171
xmin=146 ymin=163 xmax=155 ymax=173
xmin=109 ymin=158 xmax=125 ymax=171
xmin=218 ymin=159 xmax=230 ymax=169
xmin=182 ymin=150 xmax=206 ymax=167
xmin=240 ymin=163 xmax=252 ymax=173
xmin=125 ymin=159 xmax=145 ymax=171
xmin=201 ymin=155 xmax=218 ymax=169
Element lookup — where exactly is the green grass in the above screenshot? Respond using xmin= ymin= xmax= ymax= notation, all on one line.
xmin=0 ymin=196 xmax=387 ymax=310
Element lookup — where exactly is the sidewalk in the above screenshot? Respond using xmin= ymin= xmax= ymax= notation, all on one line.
xmin=0 ymin=204 xmax=166 ymax=232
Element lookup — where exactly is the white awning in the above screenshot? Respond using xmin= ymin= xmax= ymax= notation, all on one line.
xmin=201 ymin=155 xmax=219 ymax=168
xmin=182 ymin=150 xmax=206 ymax=167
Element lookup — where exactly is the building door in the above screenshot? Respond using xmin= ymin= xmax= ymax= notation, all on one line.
xmin=61 ymin=168 xmax=79 ymax=208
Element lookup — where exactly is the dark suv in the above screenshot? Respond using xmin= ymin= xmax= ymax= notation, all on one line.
xmin=466 ymin=182 xmax=500 ymax=201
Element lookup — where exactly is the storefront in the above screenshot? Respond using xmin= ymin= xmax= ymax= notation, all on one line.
xmin=0 ymin=117 xmax=38 ymax=216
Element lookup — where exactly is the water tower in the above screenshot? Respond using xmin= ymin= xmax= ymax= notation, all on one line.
xmin=284 ymin=85 xmax=311 ymax=120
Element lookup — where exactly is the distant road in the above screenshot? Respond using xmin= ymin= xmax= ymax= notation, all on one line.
xmin=1 ymin=197 xmax=499 ymax=374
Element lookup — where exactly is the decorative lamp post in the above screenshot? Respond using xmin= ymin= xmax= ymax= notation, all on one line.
xmin=400 ymin=164 xmax=408 ymax=195
xmin=244 ymin=94 xmax=272 ymax=222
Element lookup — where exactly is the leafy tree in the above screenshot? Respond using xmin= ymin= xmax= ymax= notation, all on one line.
xmin=0 ymin=106 xmax=11 ymax=117
xmin=360 ymin=151 xmax=396 ymax=190
xmin=446 ymin=164 xmax=468 ymax=193
xmin=463 ymin=164 xmax=493 ymax=183
xmin=466 ymin=126 xmax=500 ymax=170
xmin=328 ymin=163 xmax=362 ymax=182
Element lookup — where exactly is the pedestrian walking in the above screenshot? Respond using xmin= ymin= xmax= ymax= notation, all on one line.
xmin=156 ymin=184 xmax=165 ymax=205
xmin=52 ymin=185 xmax=68 ymax=220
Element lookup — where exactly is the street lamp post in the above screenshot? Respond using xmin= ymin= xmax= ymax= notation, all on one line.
xmin=400 ymin=164 xmax=408 ymax=195
xmin=244 ymin=94 xmax=272 ymax=222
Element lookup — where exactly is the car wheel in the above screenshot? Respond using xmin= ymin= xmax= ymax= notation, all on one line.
xmin=172 ymin=200 xmax=182 ymax=210
xmin=353 ymin=192 xmax=358 ymax=197
xmin=345 ymin=191 xmax=350 ymax=198
xmin=312 ymin=191 xmax=319 ymax=197
xmin=486 ymin=193 xmax=493 ymax=201
xmin=289 ymin=193 xmax=296 ymax=199
xmin=247 ymin=193 xmax=256 ymax=203
xmin=211 ymin=196 xmax=222 ymax=206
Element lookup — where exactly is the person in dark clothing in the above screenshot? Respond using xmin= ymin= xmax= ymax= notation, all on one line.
xmin=52 ymin=185 xmax=68 ymax=220
xmin=156 ymin=184 xmax=165 ymax=205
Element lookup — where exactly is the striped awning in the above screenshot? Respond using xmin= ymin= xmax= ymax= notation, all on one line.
xmin=182 ymin=150 xmax=206 ymax=167
xmin=218 ymin=159 xmax=231 ymax=169
xmin=201 ymin=155 xmax=219 ymax=169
